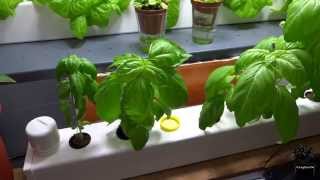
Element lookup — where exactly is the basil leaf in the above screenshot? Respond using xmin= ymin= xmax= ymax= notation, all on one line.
xmin=224 ymin=0 xmax=272 ymax=18
xmin=158 ymin=73 xmax=188 ymax=108
xmin=58 ymin=79 xmax=71 ymax=98
xmin=95 ymin=75 xmax=122 ymax=123
xmin=70 ymin=16 xmax=88 ymax=40
xmin=254 ymin=36 xmax=287 ymax=51
xmin=152 ymin=98 xmax=172 ymax=120
xmin=84 ymin=79 xmax=98 ymax=102
xmin=0 ymin=74 xmax=15 ymax=83
xmin=0 ymin=0 xmax=21 ymax=20
xmin=268 ymin=50 xmax=307 ymax=87
xmin=199 ymin=96 xmax=225 ymax=130
xmin=127 ymin=125 xmax=149 ymax=150
xmin=273 ymin=86 xmax=299 ymax=143
xmin=117 ymin=0 xmax=131 ymax=12
xmin=49 ymin=0 xmax=71 ymax=18
xmin=205 ymin=65 xmax=235 ymax=99
xmin=59 ymin=99 xmax=73 ymax=126
xmin=166 ymin=0 xmax=180 ymax=28
xmin=231 ymin=62 xmax=276 ymax=126
xmin=69 ymin=72 xmax=85 ymax=97
xmin=88 ymin=3 xmax=114 ymax=27
xmin=79 ymin=58 xmax=97 ymax=79
xmin=284 ymin=0 xmax=320 ymax=47
xmin=236 ymin=49 xmax=268 ymax=73
xmin=69 ymin=0 xmax=91 ymax=18
xmin=122 ymin=78 xmax=154 ymax=124
xmin=32 ymin=0 xmax=48 ymax=6
xmin=149 ymin=39 xmax=191 ymax=69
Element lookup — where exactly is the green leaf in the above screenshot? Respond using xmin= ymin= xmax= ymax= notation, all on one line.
xmin=84 ymin=79 xmax=98 ymax=102
xmin=288 ymin=49 xmax=313 ymax=76
xmin=0 ymin=0 xmax=21 ymax=20
xmin=69 ymin=0 xmax=91 ymax=18
xmin=149 ymin=39 xmax=191 ymax=69
xmin=273 ymin=86 xmax=299 ymax=143
xmin=128 ymin=125 xmax=149 ymax=150
xmin=231 ymin=62 xmax=276 ymax=126
xmin=284 ymin=0 xmax=320 ymax=47
xmin=58 ymin=79 xmax=71 ymax=98
xmin=166 ymin=0 xmax=180 ymax=28
xmin=70 ymin=16 xmax=88 ymax=40
xmin=224 ymin=0 xmax=272 ymax=18
xmin=152 ymin=98 xmax=172 ymax=120
xmin=254 ymin=36 xmax=287 ymax=51
xmin=205 ymin=65 xmax=235 ymax=99
xmin=79 ymin=58 xmax=97 ymax=79
xmin=158 ymin=73 xmax=188 ymax=108
xmin=309 ymin=62 xmax=320 ymax=100
xmin=0 ymin=74 xmax=15 ymax=83
xmin=69 ymin=72 xmax=85 ymax=97
xmin=95 ymin=75 xmax=122 ymax=123
xmin=236 ymin=49 xmax=268 ymax=73
xmin=76 ymin=96 xmax=86 ymax=120
xmin=199 ymin=95 xmax=225 ymax=130
xmin=87 ymin=3 xmax=114 ymax=27
xmin=49 ymin=0 xmax=72 ymax=18
xmin=122 ymin=78 xmax=154 ymax=124
xmin=56 ymin=55 xmax=82 ymax=79
xmin=10 ymin=0 xmax=22 ymax=8
xmin=112 ymin=54 xmax=142 ymax=68
xmin=32 ymin=0 xmax=49 ymax=6
xmin=267 ymin=50 xmax=307 ymax=87
xmin=117 ymin=0 xmax=131 ymax=12
xmin=59 ymin=99 xmax=73 ymax=126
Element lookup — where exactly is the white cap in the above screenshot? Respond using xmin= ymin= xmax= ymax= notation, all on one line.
xmin=26 ymin=116 xmax=60 ymax=156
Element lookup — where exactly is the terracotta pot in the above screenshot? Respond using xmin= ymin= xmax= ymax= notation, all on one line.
xmin=178 ymin=59 xmax=235 ymax=106
xmin=191 ymin=0 xmax=221 ymax=14
xmin=84 ymin=58 xmax=236 ymax=122
xmin=0 ymin=137 xmax=13 ymax=180
xmin=135 ymin=8 xmax=167 ymax=35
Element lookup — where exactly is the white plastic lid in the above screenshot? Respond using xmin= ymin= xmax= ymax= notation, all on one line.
xmin=26 ymin=116 xmax=57 ymax=140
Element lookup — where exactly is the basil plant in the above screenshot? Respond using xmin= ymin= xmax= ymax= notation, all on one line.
xmin=95 ymin=39 xmax=191 ymax=150
xmin=56 ymin=55 xmax=98 ymax=132
xmin=33 ymin=0 xmax=131 ymax=39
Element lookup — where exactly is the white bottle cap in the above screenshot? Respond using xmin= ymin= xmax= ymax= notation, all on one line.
xmin=26 ymin=116 xmax=60 ymax=156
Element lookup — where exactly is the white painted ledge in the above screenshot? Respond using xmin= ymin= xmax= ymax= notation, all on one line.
xmin=23 ymin=98 xmax=320 ymax=180
xmin=0 ymin=0 xmax=284 ymax=44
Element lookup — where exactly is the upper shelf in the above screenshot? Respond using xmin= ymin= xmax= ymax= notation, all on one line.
xmin=0 ymin=0 xmax=283 ymax=44
xmin=0 ymin=21 xmax=282 ymax=83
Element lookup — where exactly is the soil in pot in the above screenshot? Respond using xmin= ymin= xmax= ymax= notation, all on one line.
xmin=69 ymin=132 xmax=91 ymax=149
xmin=116 ymin=125 xmax=129 ymax=140
xmin=135 ymin=8 xmax=167 ymax=52
xmin=191 ymin=0 xmax=222 ymax=44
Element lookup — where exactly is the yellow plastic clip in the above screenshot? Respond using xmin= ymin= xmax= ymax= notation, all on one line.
xmin=159 ymin=115 xmax=181 ymax=132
